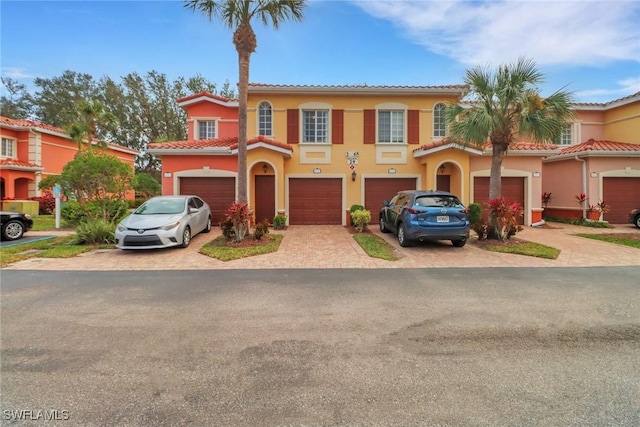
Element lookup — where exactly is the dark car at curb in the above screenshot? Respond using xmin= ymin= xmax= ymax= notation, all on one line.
xmin=1 ymin=211 xmax=34 ymax=241
xmin=630 ymin=208 xmax=640 ymax=229
xmin=379 ymin=190 xmax=470 ymax=247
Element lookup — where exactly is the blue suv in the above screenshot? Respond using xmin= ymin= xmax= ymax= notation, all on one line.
xmin=379 ymin=190 xmax=470 ymax=247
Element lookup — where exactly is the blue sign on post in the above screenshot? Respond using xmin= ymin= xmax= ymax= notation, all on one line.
xmin=53 ymin=184 xmax=61 ymax=198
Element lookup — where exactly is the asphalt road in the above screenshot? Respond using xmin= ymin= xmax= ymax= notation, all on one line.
xmin=2 ymin=267 xmax=639 ymax=426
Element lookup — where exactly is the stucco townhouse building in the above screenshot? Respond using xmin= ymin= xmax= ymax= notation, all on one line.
xmin=147 ymin=85 xmax=640 ymax=227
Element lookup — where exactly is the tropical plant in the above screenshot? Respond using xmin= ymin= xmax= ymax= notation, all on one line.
xmin=223 ymin=201 xmax=251 ymax=242
xmin=487 ymin=197 xmax=523 ymax=241
xmin=185 ymin=0 xmax=306 ymax=203
xmin=447 ymin=58 xmax=574 ymax=202
xmin=65 ymin=99 xmax=115 ymax=151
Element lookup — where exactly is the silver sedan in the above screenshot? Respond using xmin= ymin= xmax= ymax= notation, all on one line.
xmin=115 ymin=195 xmax=211 ymax=250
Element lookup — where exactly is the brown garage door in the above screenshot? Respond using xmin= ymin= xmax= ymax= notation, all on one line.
xmin=180 ymin=177 xmax=235 ymax=224
xmin=603 ymin=177 xmax=640 ymax=223
xmin=474 ymin=177 xmax=525 ymax=224
xmin=289 ymin=178 xmax=342 ymax=224
xmin=365 ymin=178 xmax=417 ymax=223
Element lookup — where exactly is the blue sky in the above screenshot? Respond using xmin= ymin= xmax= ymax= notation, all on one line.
xmin=2 ymin=0 xmax=639 ymax=103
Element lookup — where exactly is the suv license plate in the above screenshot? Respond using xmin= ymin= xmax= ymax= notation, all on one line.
xmin=437 ymin=216 xmax=449 ymax=223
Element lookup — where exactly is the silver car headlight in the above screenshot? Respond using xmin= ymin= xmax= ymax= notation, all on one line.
xmin=116 ymin=223 xmax=127 ymax=232
xmin=160 ymin=221 xmax=180 ymax=231
xmin=24 ymin=214 xmax=32 ymax=220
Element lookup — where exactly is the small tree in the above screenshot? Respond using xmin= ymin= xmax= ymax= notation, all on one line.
xmin=132 ymin=172 xmax=161 ymax=200
xmin=52 ymin=151 xmax=133 ymax=223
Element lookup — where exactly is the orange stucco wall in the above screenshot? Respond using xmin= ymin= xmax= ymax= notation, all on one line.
xmin=185 ymin=102 xmax=238 ymax=140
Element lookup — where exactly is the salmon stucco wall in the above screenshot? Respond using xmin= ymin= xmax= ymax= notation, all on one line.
xmin=185 ymin=102 xmax=238 ymax=141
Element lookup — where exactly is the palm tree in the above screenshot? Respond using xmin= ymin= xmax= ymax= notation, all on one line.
xmin=447 ymin=57 xmax=574 ymax=200
xmin=65 ymin=100 xmax=115 ymax=152
xmin=185 ymin=0 xmax=306 ymax=204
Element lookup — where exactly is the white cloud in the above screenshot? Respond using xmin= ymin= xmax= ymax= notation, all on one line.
xmin=353 ymin=0 xmax=640 ymax=66
xmin=1 ymin=67 xmax=35 ymax=79
xmin=576 ymin=76 xmax=640 ymax=101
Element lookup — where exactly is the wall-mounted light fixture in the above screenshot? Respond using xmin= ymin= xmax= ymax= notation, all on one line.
xmin=313 ymin=168 xmax=321 ymax=174
xmin=590 ymin=171 xmax=598 ymax=178
xmin=438 ymin=164 xmax=446 ymax=174
xmin=388 ymin=168 xmax=396 ymax=174
xmin=163 ymin=172 xmax=172 ymax=178
xmin=351 ymin=170 xmax=357 ymax=182
xmin=533 ymin=171 xmax=541 ymax=178
xmin=262 ymin=163 xmax=268 ymax=174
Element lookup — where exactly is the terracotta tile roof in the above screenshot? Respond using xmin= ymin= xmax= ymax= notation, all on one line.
xmin=0 ymin=116 xmax=65 ymax=134
xmin=148 ymin=138 xmax=238 ymax=150
xmin=177 ymin=90 xmax=237 ymax=104
xmin=0 ymin=158 xmax=43 ymax=169
xmin=249 ymin=83 xmax=468 ymax=90
xmin=557 ymin=139 xmax=640 ymax=154
xmin=148 ymin=135 xmax=293 ymax=152
xmin=413 ymin=138 xmax=557 ymax=154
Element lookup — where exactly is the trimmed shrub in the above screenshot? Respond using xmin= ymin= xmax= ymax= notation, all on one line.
xmin=254 ymin=219 xmax=270 ymax=240
xmin=468 ymin=203 xmax=483 ymax=226
xmin=351 ymin=209 xmax=371 ymax=232
xmin=273 ymin=214 xmax=287 ymax=230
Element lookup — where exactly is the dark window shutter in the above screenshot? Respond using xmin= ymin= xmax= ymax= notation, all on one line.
xmin=287 ymin=109 xmax=299 ymax=144
xmin=332 ymin=109 xmax=344 ymax=144
xmin=364 ymin=109 xmax=375 ymax=144
xmin=408 ymin=110 xmax=419 ymax=144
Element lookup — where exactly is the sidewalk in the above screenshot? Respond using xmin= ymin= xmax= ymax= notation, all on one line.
xmin=3 ymin=223 xmax=639 ymax=270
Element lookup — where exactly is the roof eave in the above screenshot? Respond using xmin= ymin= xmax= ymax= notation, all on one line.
xmin=249 ymin=85 xmax=467 ymax=96
xmin=543 ymin=151 xmax=640 ymax=162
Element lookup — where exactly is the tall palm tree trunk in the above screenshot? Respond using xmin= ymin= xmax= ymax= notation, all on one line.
xmin=489 ymin=144 xmax=507 ymax=200
xmin=237 ymin=49 xmax=250 ymax=204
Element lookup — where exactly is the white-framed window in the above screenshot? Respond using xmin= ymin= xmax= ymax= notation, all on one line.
xmin=1 ymin=137 xmax=16 ymax=158
xmin=556 ymin=123 xmax=573 ymax=145
xmin=197 ymin=120 xmax=217 ymax=140
xmin=378 ymin=110 xmax=404 ymax=143
xmin=258 ymin=101 xmax=273 ymax=136
xmin=302 ymin=110 xmax=328 ymax=143
xmin=433 ymin=103 xmax=447 ymax=138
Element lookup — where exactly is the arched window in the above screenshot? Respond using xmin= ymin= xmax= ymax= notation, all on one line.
xmin=433 ymin=103 xmax=446 ymax=138
xmin=258 ymin=101 xmax=272 ymax=136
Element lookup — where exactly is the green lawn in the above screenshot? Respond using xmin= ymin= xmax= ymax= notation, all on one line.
xmin=576 ymin=233 xmax=640 ymax=249
xmin=352 ymin=232 xmax=400 ymax=261
xmin=475 ymin=238 xmax=561 ymax=259
xmin=32 ymin=214 xmax=70 ymax=231
xmin=0 ymin=235 xmax=98 ymax=268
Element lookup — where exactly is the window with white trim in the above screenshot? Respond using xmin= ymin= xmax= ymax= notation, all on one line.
xmin=378 ymin=110 xmax=404 ymax=143
xmin=258 ymin=102 xmax=272 ymax=136
xmin=197 ymin=120 xmax=217 ymax=139
xmin=556 ymin=124 xmax=573 ymax=145
xmin=433 ymin=103 xmax=447 ymax=138
xmin=302 ymin=110 xmax=328 ymax=143
xmin=1 ymin=137 xmax=16 ymax=158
